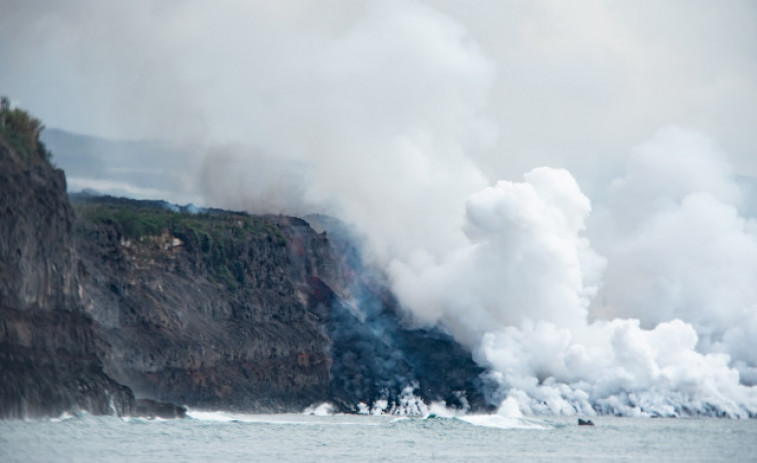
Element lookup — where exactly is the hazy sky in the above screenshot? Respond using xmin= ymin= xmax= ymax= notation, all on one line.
xmin=1 ymin=0 xmax=756 ymax=188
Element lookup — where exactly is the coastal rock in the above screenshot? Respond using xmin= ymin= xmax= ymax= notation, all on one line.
xmin=0 ymin=135 xmax=135 ymax=419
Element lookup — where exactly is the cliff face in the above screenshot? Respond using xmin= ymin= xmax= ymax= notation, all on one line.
xmin=73 ymin=198 xmax=333 ymax=411
xmin=70 ymin=197 xmax=490 ymax=413
xmin=0 ymin=138 xmax=77 ymax=311
xmin=0 ymin=118 xmax=490 ymax=418
xmin=0 ymin=137 xmax=134 ymax=419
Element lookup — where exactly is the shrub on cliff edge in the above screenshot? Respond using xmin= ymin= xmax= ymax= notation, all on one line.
xmin=0 ymin=96 xmax=52 ymax=165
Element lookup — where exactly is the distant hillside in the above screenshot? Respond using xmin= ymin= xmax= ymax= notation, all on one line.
xmin=41 ymin=128 xmax=195 ymax=203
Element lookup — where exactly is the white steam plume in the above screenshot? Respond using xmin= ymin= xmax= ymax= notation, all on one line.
xmin=591 ymin=128 xmax=757 ymax=387
xmin=390 ymin=151 xmax=757 ymax=417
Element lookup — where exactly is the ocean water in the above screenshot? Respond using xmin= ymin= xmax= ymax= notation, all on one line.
xmin=2 ymin=410 xmax=756 ymax=462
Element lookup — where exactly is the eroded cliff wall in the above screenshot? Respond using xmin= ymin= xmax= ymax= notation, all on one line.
xmin=73 ymin=197 xmax=333 ymax=411
xmin=0 ymin=136 xmax=134 ymax=419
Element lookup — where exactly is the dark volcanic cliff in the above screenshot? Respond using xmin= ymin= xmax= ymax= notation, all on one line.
xmin=70 ymin=196 xmax=490 ymax=414
xmin=72 ymin=197 xmax=333 ymax=411
xmin=0 ymin=133 xmax=134 ymax=419
xmin=0 ymin=107 xmax=490 ymax=418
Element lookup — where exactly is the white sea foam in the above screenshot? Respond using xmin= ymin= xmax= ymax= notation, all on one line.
xmin=355 ymin=386 xmax=430 ymax=417
xmin=457 ymin=415 xmax=551 ymax=430
xmin=50 ymin=411 xmax=77 ymax=422
xmin=421 ymin=398 xmax=552 ymax=430
xmin=303 ymin=402 xmax=336 ymax=416
xmin=186 ymin=409 xmax=381 ymax=426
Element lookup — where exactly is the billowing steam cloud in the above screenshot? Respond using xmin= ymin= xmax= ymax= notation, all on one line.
xmin=391 ymin=167 xmax=601 ymax=340
xmin=391 ymin=137 xmax=757 ymax=417
xmin=592 ymin=128 xmax=757 ymax=388
xmin=3 ymin=0 xmax=757 ymax=416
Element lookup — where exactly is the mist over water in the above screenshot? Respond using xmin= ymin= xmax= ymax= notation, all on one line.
xmin=3 ymin=1 xmax=757 ymax=417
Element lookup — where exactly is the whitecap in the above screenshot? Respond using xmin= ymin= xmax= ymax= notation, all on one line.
xmin=302 ymin=402 xmax=335 ymax=416
xmin=457 ymin=414 xmax=551 ymax=430
xmin=186 ymin=409 xmax=382 ymax=426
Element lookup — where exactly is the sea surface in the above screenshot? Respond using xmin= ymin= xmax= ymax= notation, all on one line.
xmin=2 ymin=410 xmax=756 ymax=462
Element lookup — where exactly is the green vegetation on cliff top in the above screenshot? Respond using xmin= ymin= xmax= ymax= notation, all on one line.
xmin=0 ymin=96 xmax=52 ymax=165
xmin=73 ymin=195 xmax=286 ymax=288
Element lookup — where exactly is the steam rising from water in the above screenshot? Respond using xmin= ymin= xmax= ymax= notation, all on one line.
xmin=389 ymin=129 xmax=757 ymax=417
xmin=4 ymin=1 xmax=757 ymax=416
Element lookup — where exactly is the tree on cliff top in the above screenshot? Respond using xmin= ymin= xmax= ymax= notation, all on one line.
xmin=0 ymin=96 xmax=52 ymax=165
